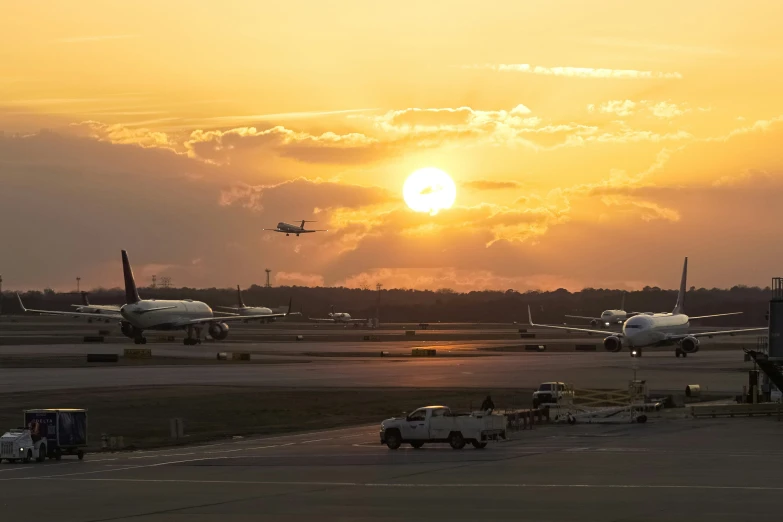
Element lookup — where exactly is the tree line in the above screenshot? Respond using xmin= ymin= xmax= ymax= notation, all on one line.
xmin=1 ymin=284 xmax=773 ymax=326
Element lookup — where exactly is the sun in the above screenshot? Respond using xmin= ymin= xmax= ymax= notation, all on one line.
xmin=403 ymin=167 xmax=457 ymax=216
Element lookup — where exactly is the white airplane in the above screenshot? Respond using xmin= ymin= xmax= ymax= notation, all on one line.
xmin=311 ymin=306 xmax=367 ymax=324
xmin=71 ymin=292 xmax=122 ymax=315
xmin=264 ymin=220 xmax=327 ymax=236
xmin=565 ymin=292 xmax=640 ymax=327
xmin=214 ymin=285 xmax=286 ymax=323
xmin=18 ymin=250 xmax=292 ymax=346
xmin=528 ymin=257 xmax=766 ymax=357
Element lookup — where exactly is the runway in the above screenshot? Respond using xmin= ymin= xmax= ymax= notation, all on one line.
xmin=2 ymin=417 xmax=781 ymax=521
xmin=0 ymin=349 xmax=750 ymax=393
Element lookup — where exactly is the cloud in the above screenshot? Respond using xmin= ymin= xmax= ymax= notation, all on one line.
xmin=462 ymin=180 xmax=522 ymax=191
xmin=587 ymin=100 xmax=688 ymax=119
xmin=588 ymin=100 xmax=637 ymax=116
xmin=69 ymin=120 xmax=173 ymax=149
xmin=467 ymin=63 xmax=683 ymax=80
xmin=185 ymin=126 xmax=384 ymax=165
xmin=275 ymin=272 xmax=325 ymax=287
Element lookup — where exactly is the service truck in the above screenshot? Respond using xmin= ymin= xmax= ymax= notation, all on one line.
xmin=380 ymin=405 xmax=506 ymax=450
xmin=532 ymin=382 xmax=574 ymax=408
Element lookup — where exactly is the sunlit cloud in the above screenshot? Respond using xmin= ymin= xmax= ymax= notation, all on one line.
xmin=463 ymin=180 xmax=522 ymax=191
xmin=466 ymin=63 xmax=683 ymax=79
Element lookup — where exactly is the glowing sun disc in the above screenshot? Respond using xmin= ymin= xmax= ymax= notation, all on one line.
xmin=403 ymin=167 xmax=457 ymax=215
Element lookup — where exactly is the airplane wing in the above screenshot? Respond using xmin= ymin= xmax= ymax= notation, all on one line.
xmin=70 ymin=304 xmax=122 ymax=312
xmin=262 ymin=228 xmax=284 ymax=232
xmin=310 ymin=317 xmax=336 ymax=322
xmin=688 ymin=312 xmax=744 ymax=320
xmin=302 ymin=229 xmax=328 ymax=232
xmin=214 ymin=306 xmax=241 ymax=311
xmin=213 ymin=310 xmax=240 ymax=316
xmin=564 ymin=315 xmax=600 ymax=321
xmin=666 ymin=327 xmax=768 ymax=341
xmin=529 ymin=306 xmax=619 ymax=336
xmin=18 ymin=294 xmax=121 ymax=319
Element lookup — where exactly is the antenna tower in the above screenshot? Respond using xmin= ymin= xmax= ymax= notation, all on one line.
xmin=265 ymin=269 xmax=272 ymax=288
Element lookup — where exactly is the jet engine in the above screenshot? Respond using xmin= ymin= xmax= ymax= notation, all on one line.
xmin=120 ymin=321 xmax=138 ymax=339
xmin=208 ymin=322 xmax=230 ymax=341
xmin=603 ymin=335 xmax=623 ymax=352
xmin=680 ymin=336 xmax=700 ymax=353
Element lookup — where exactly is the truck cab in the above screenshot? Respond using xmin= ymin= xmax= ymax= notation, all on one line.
xmin=0 ymin=429 xmax=48 ymax=463
xmin=532 ymin=382 xmax=574 ymax=408
xmin=380 ymin=406 xmax=506 ymax=450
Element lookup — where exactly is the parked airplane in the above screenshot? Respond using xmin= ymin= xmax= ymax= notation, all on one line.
xmin=72 ymin=292 xmax=121 ymax=315
xmin=311 ymin=306 xmax=367 ymax=324
xmin=214 ymin=285 xmax=284 ymax=322
xmin=565 ymin=292 xmax=639 ymax=327
xmin=529 ymin=257 xmax=766 ymax=357
xmin=264 ymin=220 xmax=327 ymax=236
xmin=18 ymin=250 xmax=292 ymax=346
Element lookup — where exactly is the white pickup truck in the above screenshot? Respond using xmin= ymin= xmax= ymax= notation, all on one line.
xmin=532 ymin=382 xmax=574 ymax=408
xmin=380 ymin=405 xmax=506 ymax=450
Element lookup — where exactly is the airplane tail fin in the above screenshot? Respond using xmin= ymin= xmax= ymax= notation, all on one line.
xmin=81 ymin=291 xmax=90 ymax=306
xmin=121 ymin=250 xmax=141 ymax=305
xmin=330 ymin=305 xmax=335 ymax=316
xmin=237 ymin=285 xmax=246 ymax=308
xmin=672 ymin=257 xmax=688 ymax=315
xmin=620 ymin=292 xmax=626 ymax=312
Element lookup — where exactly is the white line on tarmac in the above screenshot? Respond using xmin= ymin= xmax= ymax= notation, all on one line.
xmin=21 ymin=478 xmax=783 ymax=492
xmin=299 ymin=438 xmax=334 ymax=444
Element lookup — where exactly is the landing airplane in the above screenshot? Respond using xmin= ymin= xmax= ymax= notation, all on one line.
xmin=264 ymin=220 xmax=327 ymax=236
xmin=529 ymin=257 xmax=766 ymax=357
xmin=18 ymin=250 xmax=292 ymax=346
xmin=565 ymin=292 xmax=640 ymax=327
xmin=214 ymin=285 xmax=291 ymax=323
xmin=311 ymin=305 xmax=367 ymax=324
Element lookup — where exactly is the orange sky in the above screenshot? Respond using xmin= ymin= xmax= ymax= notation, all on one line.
xmin=2 ymin=1 xmax=783 ymax=292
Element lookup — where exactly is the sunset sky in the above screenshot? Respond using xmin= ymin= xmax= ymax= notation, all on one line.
xmin=2 ymin=1 xmax=783 ymax=292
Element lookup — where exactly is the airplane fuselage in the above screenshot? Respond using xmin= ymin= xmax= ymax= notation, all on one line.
xmin=329 ymin=313 xmax=353 ymax=323
xmin=120 ymin=299 xmax=213 ymax=330
xmin=234 ymin=306 xmax=274 ymax=317
xmin=621 ymin=313 xmax=690 ymax=348
xmin=600 ymin=309 xmax=628 ymax=325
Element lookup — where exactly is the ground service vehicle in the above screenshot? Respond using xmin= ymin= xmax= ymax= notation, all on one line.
xmin=24 ymin=409 xmax=88 ymax=461
xmin=532 ymin=382 xmax=574 ymax=408
xmin=380 ymin=405 xmax=506 ymax=450
xmin=0 ymin=429 xmax=48 ymax=463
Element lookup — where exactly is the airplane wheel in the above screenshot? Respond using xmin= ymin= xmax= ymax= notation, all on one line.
xmin=134 ymin=338 xmax=141 ymax=345
xmin=141 ymin=338 xmax=147 ymax=345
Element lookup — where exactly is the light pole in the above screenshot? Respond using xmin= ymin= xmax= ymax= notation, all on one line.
xmin=76 ymin=277 xmax=81 ymax=293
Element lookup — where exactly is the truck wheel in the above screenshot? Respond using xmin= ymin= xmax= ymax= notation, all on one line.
xmin=37 ymin=445 xmax=46 ymax=463
xmin=449 ymin=432 xmax=465 ymax=450
xmin=77 ymin=450 xmax=85 ymax=461
xmin=410 ymin=442 xmax=424 ymax=449
xmin=471 ymin=441 xmax=487 ymax=449
xmin=385 ymin=431 xmax=401 ymax=450
xmin=24 ymin=450 xmax=32 ymax=463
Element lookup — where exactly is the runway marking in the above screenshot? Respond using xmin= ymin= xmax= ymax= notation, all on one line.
xmin=299 ymin=438 xmax=334 ymax=444
xmin=24 ymin=478 xmax=783 ymax=492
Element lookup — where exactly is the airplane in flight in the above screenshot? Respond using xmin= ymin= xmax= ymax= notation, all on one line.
xmin=18 ymin=250 xmax=292 ymax=346
xmin=264 ymin=220 xmax=327 ymax=236
xmin=214 ymin=285 xmax=291 ymax=322
xmin=565 ymin=292 xmax=640 ymax=327
xmin=311 ymin=306 xmax=368 ymax=324
xmin=528 ymin=257 xmax=766 ymax=357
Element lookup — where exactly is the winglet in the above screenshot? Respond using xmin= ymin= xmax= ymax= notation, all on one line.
xmin=286 ymin=297 xmax=293 ymax=316
xmin=121 ymin=250 xmax=141 ymax=305
xmin=527 ymin=305 xmax=534 ymax=326
xmin=672 ymin=257 xmax=688 ymax=315
xmin=81 ymin=291 xmax=90 ymax=306
xmin=16 ymin=293 xmax=27 ymax=312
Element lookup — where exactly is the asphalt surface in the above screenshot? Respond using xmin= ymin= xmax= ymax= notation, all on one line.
xmin=0 ymin=348 xmax=752 ymax=393
xmin=2 ymin=416 xmax=782 ymax=521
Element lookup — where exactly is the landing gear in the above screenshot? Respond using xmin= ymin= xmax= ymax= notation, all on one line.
xmin=675 ymin=348 xmax=687 ymax=358
xmin=133 ymin=335 xmax=147 ymax=345
xmin=184 ymin=326 xmax=202 ymax=346
xmin=286 ymin=233 xmax=290 ymax=236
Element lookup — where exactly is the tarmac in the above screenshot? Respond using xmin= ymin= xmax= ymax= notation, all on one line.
xmin=1 ymin=416 xmax=781 ymax=521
